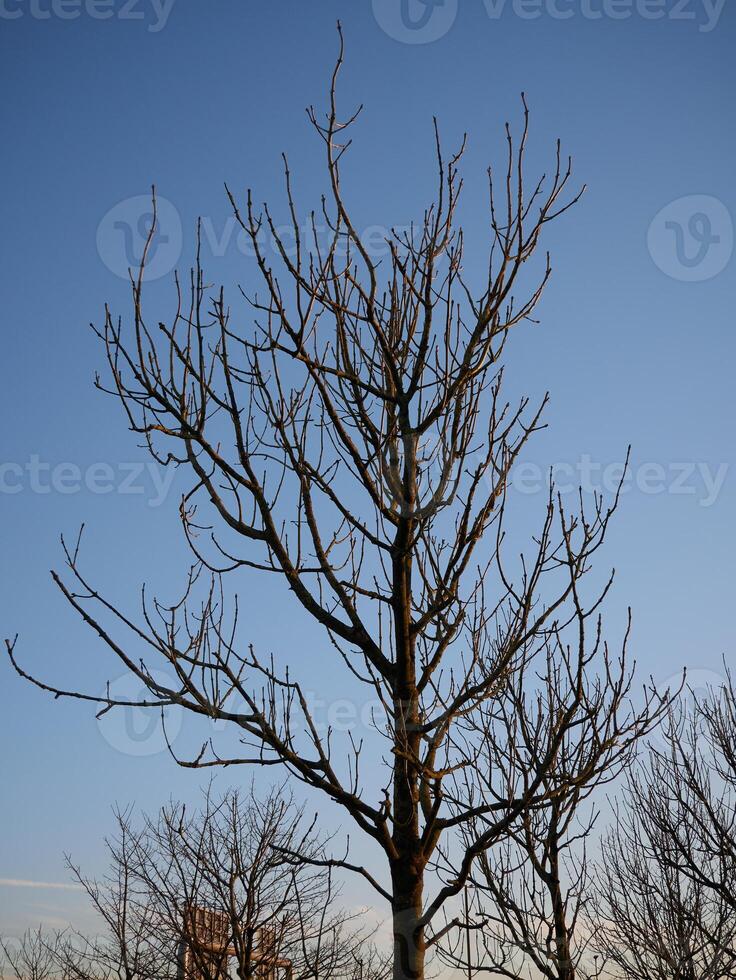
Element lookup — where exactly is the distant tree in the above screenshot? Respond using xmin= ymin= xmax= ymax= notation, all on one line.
xmin=6 ymin=26 xmax=668 ymax=980
xmin=435 ymin=641 xmax=657 ymax=980
xmin=57 ymin=786 xmax=384 ymax=980
xmin=57 ymin=811 xmax=174 ymax=980
xmin=626 ymin=676 xmax=736 ymax=918
xmin=593 ymin=704 xmax=736 ymax=980
xmin=1 ymin=928 xmax=65 ymax=980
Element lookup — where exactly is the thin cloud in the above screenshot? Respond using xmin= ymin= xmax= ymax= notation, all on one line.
xmin=0 ymin=878 xmax=83 ymax=892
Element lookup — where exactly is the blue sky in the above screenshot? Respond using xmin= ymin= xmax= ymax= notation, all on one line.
xmin=1 ymin=0 xmax=734 ymax=937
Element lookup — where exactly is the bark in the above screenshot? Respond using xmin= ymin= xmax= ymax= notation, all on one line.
xmin=390 ymin=863 xmax=425 ymax=980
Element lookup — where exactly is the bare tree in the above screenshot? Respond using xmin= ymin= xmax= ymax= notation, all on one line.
xmin=1 ymin=929 xmax=66 ymax=980
xmin=131 ymin=786 xmax=382 ymax=980
xmin=58 ymin=786 xmax=384 ymax=980
xmin=593 ymin=760 xmax=736 ymax=980
xmin=0 ymin=789 xmax=381 ymax=980
xmin=590 ymin=677 xmax=736 ymax=980
xmin=435 ymin=635 xmax=664 ymax=980
xmin=57 ymin=811 xmax=174 ymax=980
xmin=6 ymin=26 xmax=668 ymax=980
xmin=625 ymin=676 xmax=736 ymax=920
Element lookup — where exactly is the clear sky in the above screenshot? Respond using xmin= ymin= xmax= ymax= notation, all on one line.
xmin=1 ymin=0 xmax=734 ymax=939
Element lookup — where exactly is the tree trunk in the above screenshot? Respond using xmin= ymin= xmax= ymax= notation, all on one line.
xmin=391 ymin=863 xmax=426 ymax=980
xmin=549 ymin=821 xmax=574 ymax=980
xmin=390 ymin=673 xmax=426 ymax=980
xmin=390 ymin=434 xmax=425 ymax=980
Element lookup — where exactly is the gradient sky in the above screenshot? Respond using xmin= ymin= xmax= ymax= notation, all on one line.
xmin=1 ymin=0 xmax=734 ymax=940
